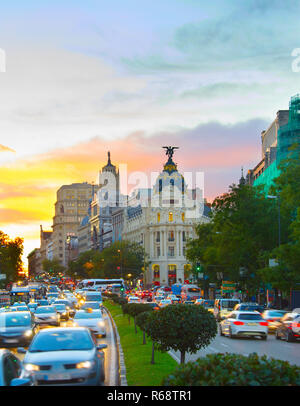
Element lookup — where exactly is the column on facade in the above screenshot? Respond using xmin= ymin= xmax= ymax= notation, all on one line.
xmin=150 ymin=229 xmax=154 ymax=258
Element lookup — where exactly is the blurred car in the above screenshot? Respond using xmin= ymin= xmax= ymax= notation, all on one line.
xmin=11 ymin=302 xmax=27 ymax=307
xmin=34 ymin=306 xmax=60 ymax=327
xmin=195 ymin=299 xmax=214 ymax=313
xmin=47 ymin=293 xmax=59 ymax=301
xmin=0 ymin=349 xmax=35 ymax=386
xmin=54 ymin=299 xmax=75 ymax=317
xmin=80 ymin=301 xmax=102 ymax=312
xmin=19 ymin=327 xmax=107 ymax=385
xmin=154 ymin=295 xmax=165 ymax=304
xmin=72 ymin=309 xmax=106 ymax=338
xmin=141 ymin=291 xmax=152 ymax=300
xmin=219 ymin=311 xmax=268 ymax=340
xmin=36 ymin=299 xmax=49 ymax=307
xmin=166 ymin=295 xmax=181 ymax=304
xmin=53 ymin=304 xmax=70 ymax=321
xmin=233 ymin=303 xmax=265 ymax=315
xmin=27 ymin=303 xmax=38 ymax=313
xmin=183 ymin=301 xmax=194 ymax=305
xmin=275 ymin=312 xmax=300 ymax=342
xmin=128 ymin=296 xmax=140 ymax=303
xmin=9 ymin=306 xmax=29 ymax=312
xmin=0 ymin=311 xmax=37 ymax=347
xmin=158 ymin=299 xmax=172 ymax=308
xmin=261 ymin=310 xmax=288 ymax=333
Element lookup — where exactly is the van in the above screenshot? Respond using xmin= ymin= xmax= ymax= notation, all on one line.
xmin=214 ymin=298 xmax=240 ymax=321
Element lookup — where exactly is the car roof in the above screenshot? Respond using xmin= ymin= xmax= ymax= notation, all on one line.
xmin=232 ymin=310 xmax=261 ymax=315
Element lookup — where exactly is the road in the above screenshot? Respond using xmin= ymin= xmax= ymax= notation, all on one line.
xmin=11 ymin=308 xmax=119 ymax=386
xmin=169 ymin=331 xmax=300 ymax=366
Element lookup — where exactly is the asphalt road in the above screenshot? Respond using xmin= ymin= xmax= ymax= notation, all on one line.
xmin=169 ymin=331 xmax=300 ymax=366
xmin=11 ymin=309 xmax=119 ymax=386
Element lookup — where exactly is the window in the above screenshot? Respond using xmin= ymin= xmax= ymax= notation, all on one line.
xmin=181 ymin=212 xmax=185 ymax=222
xmin=157 ymin=246 xmax=160 ymax=257
xmin=168 ymin=246 xmax=175 ymax=257
xmin=169 ymin=212 xmax=173 ymax=222
xmin=153 ymin=265 xmax=160 ymax=279
xmin=156 ymin=231 xmax=160 ymax=242
xmin=182 ymin=231 xmax=186 ymax=242
xmin=157 ymin=213 xmax=160 ymax=223
xmin=168 ymin=231 xmax=175 ymax=241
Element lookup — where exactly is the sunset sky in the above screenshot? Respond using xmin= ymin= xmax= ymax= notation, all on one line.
xmin=0 ymin=0 xmax=300 ymax=264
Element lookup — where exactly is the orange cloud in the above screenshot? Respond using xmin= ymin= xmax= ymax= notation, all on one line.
xmin=0 ymin=144 xmax=15 ymax=153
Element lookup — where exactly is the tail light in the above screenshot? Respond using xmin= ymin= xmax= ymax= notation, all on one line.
xmin=268 ymin=319 xmax=274 ymax=322
xmin=233 ymin=321 xmax=244 ymax=325
xmin=259 ymin=321 xmax=268 ymax=326
xmin=292 ymin=323 xmax=300 ymax=328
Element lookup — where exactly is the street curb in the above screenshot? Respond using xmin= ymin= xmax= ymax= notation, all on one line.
xmin=103 ymin=305 xmax=128 ymax=386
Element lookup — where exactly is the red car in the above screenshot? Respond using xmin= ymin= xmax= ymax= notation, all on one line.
xmin=141 ymin=291 xmax=152 ymax=299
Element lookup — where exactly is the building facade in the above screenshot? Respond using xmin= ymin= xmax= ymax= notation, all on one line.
xmin=122 ymin=149 xmax=211 ymax=288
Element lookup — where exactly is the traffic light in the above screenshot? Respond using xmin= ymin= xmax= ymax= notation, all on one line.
xmin=196 ymin=262 xmax=201 ymax=271
xmin=117 ymin=266 xmax=120 ymax=270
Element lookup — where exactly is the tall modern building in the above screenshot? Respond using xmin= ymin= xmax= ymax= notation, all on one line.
xmin=247 ymin=94 xmax=300 ymax=192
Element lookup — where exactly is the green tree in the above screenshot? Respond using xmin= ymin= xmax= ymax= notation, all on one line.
xmin=42 ymin=258 xmax=65 ymax=277
xmin=0 ymin=231 xmax=24 ymax=282
xmin=144 ymin=304 xmax=217 ymax=364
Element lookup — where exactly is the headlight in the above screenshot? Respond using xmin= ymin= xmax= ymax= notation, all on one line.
xmin=24 ymin=329 xmax=33 ymax=337
xmin=24 ymin=363 xmax=40 ymax=372
xmin=97 ymin=321 xmax=105 ymax=327
xmin=76 ymin=361 xmax=94 ymax=369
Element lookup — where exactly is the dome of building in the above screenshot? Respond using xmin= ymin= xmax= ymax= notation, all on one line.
xmin=153 ymin=156 xmax=187 ymax=195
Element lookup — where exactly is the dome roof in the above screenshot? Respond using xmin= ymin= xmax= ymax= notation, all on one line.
xmin=153 ymin=158 xmax=187 ymax=195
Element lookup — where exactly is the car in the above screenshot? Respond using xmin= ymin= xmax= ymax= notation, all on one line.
xmin=0 ymin=311 xmax=37 ymax=347
xmin=154 ymin=295 xmax=165 ymax=304
xmin=275 ymin=312 xmax=300 ymax=342
xmin=158 ymin=299 xmax=172 ymax=308
xmin=36 ymin=299 xmax=49 ymax=307
xmin=54 ymin=299 xmax=75 ymax=317
xmin=195 ymin=299 xmax=214 ymax=313
xmin=80 ymin=301 xmax=102 ymax=312
xmin=141 ymin=291 xmax=152 ymax=300
xmin=219 ymin=311 xmax=268 ymax=340
xmin=73 ymin=309 xmax=106 ymax=338
xmin=0 ymin=349 xmax=35 ymax=386
xmin=261 ymin=310 xmax=288 ymax=333
xmin=19 ymin=327 xmax=107 ymax=385
xmin=214 ymin=298 xmax=241 ymax=321
xmin=233 ymin=303 xmax=265 ymax=314
xmin=34 ymin=306 xmax=60 ymax=327
xmin=166 ymin=295 xmax=181 ymax=304
xmin=53 ymin=304 xmax=70 ymax=321
xmin=128 ymin=296 xmax=140 ymax=303
xmin=9 ymin=306 xmax=29 ymax=312
xmin=183 ymin=301 xmax=194 ymax=305
xmin=27 ymin=303 xmax=38 ymax=313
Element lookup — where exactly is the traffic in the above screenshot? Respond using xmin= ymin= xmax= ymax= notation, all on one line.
xmin=0 ymin=277 xmax=299 ymax=386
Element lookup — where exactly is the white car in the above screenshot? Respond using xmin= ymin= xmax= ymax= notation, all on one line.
xmin=219 ymin=311 xmax=268 ymax=340
xmin=72 ymin=309 xmax=106 ymax=337
xmin=128 ymin=296 xmax=140 ymax=303
xmin=158 ymin=299 xmax=172 ymax=308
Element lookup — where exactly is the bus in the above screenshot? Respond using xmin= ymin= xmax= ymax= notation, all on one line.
xmin=181 ymin=284 xmax=201 ymax=302
xmin=77 ymin=279 xmax=125 ymax=291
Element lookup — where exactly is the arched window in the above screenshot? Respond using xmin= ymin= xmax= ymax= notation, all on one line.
xmin=168 ymin=265 xmax=177 ymax=285
xmin=153 ymin=265 xmax=160 ymax=279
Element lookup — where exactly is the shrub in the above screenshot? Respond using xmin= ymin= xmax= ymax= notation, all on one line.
xmin=162 ymin=352 xmax=300 ymax=386
xmin=144 ymin=304 xmax=217 ymax=364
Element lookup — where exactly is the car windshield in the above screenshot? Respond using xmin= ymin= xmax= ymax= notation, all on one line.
xmin=203 ymin=301 xmax=214 ymax=307
xmin=54 ymin=305 xmax=66 ymax=311
xmin=188 ymin=288 xmax=200 ymax=292
xmin=240 ymin=305 xmax=264 ymax=311
xmin=267 ymin=311 xmax=287 ymax=317
xmin=221 ymin=300 xmax=239 ymax=309
xmin=85 ymin=294 xmax=101 ymax=301
xmin=74 ymin=312 xmax=102 ymax=319
xmin=81 ymin=303 xmax=99 ymax=309
xmin=238 ymin=313 xmax=263 ymax=320
xmin=29 ymin=330 xmax=94 ymax=352
xmin=35 ymin=307 xmax=55 ymax=314
xmin=0 ymin=313 xmax=31 ymax=327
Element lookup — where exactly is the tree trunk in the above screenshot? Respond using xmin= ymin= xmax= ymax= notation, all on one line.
xmin=151 ymin=343 xmax=155 ymax=364
xmin=180 ymin=351 xmax=185 ymax=364
xmin=143 ymin=331 xmax=146 ymax=345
